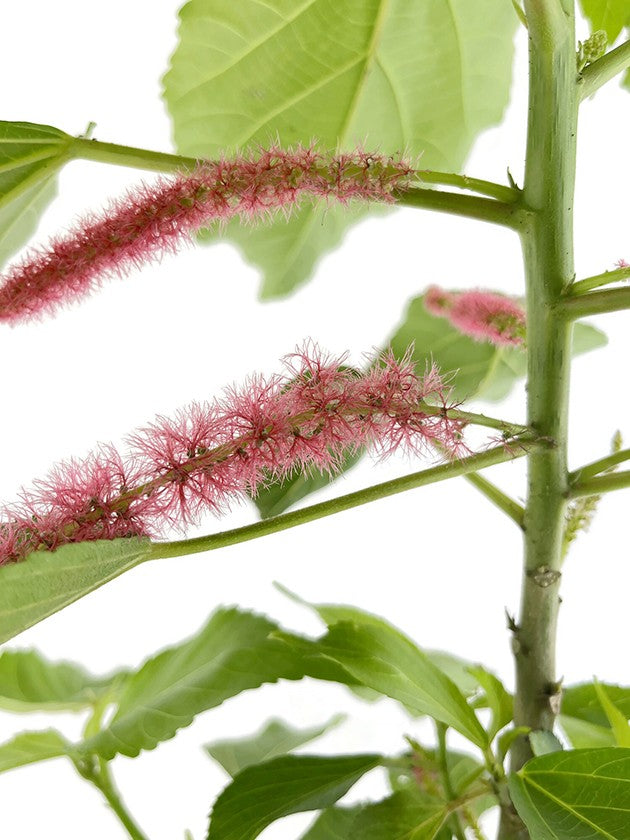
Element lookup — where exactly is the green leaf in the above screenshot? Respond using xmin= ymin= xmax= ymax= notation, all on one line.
xmin=578 ymin=0 xmax=629 ymax=43
xmin=298 ymin=806 xmax=364 ymax=840
xmin=276 ymin=586 xmax=483 ymax=700
xmin=304 ymin=620 xmax=488 ymax=748
xmin=205 ymin=714 xmax=345 ymax=777
xmin=594 ymin=680 xmax=630 ymax=747
xmin=254 ymin=449 xmax=363 ymax=519
xmin=0 ymin=729 xmax=71 ymax=774
xmin=560 ymin=715 xmax=616 ymax=750
xmin=562 ymin=681 xmax=630 ymax=727
xmin=468 ymin=666 xmax=513 ymax=739
xmin=0 ymin=649 xmax=116 ymax=712
xmin=0 ymin=538 xmax=153 ymax=644
xmin=0 ymin=121 xmax=72 ymax=268
xmin=163 ymin=0 xmax=517 ymax=298
xmin=84 ymin=607 xmax=307 ymax=759
xmin=389 ymin=294 xmax=607 ymax=403
xmin=509 ymin=748 xmax=630 ymax=839
xmin=206 ymin=753 xmax=382 ymax=840
xmin=528 ymin=730 xmax=564 ymax=756
xmin=350 ymin=790 xmax=448 ymax=840
xmin=389 ymin=294 xmax=500 ymax=402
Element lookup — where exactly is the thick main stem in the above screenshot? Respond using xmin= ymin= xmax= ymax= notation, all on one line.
xmin=501 ymin=1 xmax=577 ymax=836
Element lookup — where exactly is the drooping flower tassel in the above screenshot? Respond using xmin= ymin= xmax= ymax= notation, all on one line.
xmin=0 ymin=345 xmax=464 ymax=564
xmin=0 ymin=147 xmax=413 ymax=324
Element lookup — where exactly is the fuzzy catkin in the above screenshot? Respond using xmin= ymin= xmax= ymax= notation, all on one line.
xmin=0 ymin=147 xmax=413 ymax=324
xmin=424 ymin=285 xmax=526 ymax=346
xmin=0 ymin=345 xmax=464 ymax=564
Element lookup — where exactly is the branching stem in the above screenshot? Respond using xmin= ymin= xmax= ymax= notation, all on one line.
xmin=150 ymin=438 xmax=540 ymax=561
xmin=395 ymin=186 xmax=528 ymax=230
xmin=71 ymin=136 xmax=528 ymax=230
xmin=463 ymin=472 xmax=525 ymax=529
xmin=569 ymin=469 xmax=630 ymax=498
xmin=500 ymin=2 xmax=578 ymax=837
xmin=74 ymin=757 xmax=148 ymax=840
xmin=570 ymin=447 xmax=630 ymax=483
xmin=560 ymin=286 xmax=630 ymax=319
xmin=415 ymin=170 xmax=519 ymax=203
xmin=579 ymin=38 xmax=630 ymax=100
xmin=569 ymin=265 xmax=630 ymax=295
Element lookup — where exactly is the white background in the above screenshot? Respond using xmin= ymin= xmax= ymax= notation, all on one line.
xmin=0 ymin=3 xmax=629 ymax=838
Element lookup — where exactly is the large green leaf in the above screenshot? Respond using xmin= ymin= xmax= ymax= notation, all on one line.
xmin=0 ymin=649 xmax=115 ymax=712
xmin=163 ymin=0 xmax=518 ymax=298
xmin=206 ymin=753 xmax=382 ymax=840
xmin=275 ymin=587 xmax=483 ymax=700
xmin=205 ymin=714 xmax=344 ymax=777
xmin=84 ymin=607 xmax=306 ymax=759
xmin=578 ymin=0 xmax=629 ymax=43
xmin=509 ymin=748 xmax=630 ymax=839
xmin=0 ymin=121 xmax=72 ymax=268
xmin=286 ymin=618 xmax=488 ymax=748
xmin=0 ymin=729 xmax=72 ymax=774
xmin=278 ymin=585 xmax=506 ymax=713
xmin=0 ymin=538 xmax=153 ymax=645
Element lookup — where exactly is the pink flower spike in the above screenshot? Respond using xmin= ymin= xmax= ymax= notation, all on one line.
xmin=424 ymin=285 xmax=456 ymax=317
xmin=0 ymin=344 xmax=465 ymax=565
xmin=449 ymin=290 xmax=526 ymax=346
xmin=615 ymin=258 xmax=629 ymax=269
xmin=424 ymin=286 xmax=526 ymax=347
xmin=0 ymin=147 xmax=413 ymax=325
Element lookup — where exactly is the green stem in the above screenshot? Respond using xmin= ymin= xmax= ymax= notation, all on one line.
xmin=569 ymin=469 xmax=630 ymax=498
xmin=71 ymin=137 xmax=198 ymax=174
xmin=570 ymin=447 xmax=630 ymax=482
xmin=395 ymin=186 xmax=528 ymax=230
xmin=420 ymin=404 xmax=530 ymax=436
xmin=415 ymin=170 xmax=519 ymax=203
xmin=579 ymin=37 xmax=630 ymax=100
xmin=93 ymin=761 xmax=149 ymax=840
xmin=73 ymin=136 xmax=527 ymax=230
xmin=149 ymin=438 xmax=539 ymax=561
xmin=74 ymin=758 xmax=148 ymax=840
xmin=435 ymin=723 xmax=467 ymax=840
xmin=569 ymin=265 xmax=630 ymax=295
xmin=560 ymin=286 xmax=630 ymax=318
xmin=463 ymin=472 xmax=525 ymax=528
xmin=500 ymin=2 xmax=578 ymax=837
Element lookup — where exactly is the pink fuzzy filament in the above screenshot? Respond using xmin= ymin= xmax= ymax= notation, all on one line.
xmin=424 ymin=286 xmax=526 ymax=346
xmin=0 ymin=147 xmax=413 ymax=324
xmin=0 ymin=345 xmax=465 ymax=564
